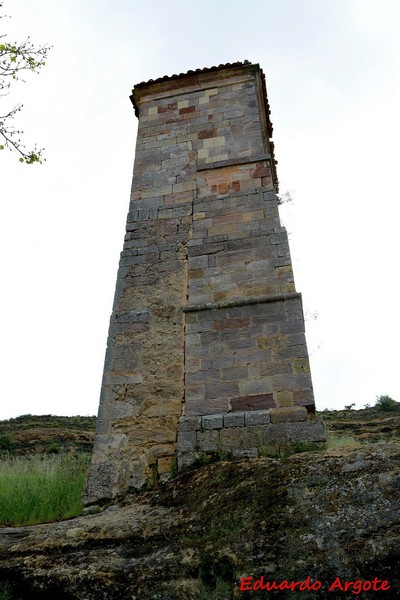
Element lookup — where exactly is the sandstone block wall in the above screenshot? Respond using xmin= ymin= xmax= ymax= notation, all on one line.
xmin=84 ymin=62 xmax=323 ymax=505
xmin=177 ymin=407 xmax=326 ymax=469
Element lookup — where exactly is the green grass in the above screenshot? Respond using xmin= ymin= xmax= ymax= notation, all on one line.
xmin=0 ymin=453 xmax=91 ymax=526
xmin=326 ymin=434 xmax=361 ymax=449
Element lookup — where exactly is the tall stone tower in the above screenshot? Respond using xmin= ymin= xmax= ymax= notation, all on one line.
xmin=84 ymin=61 xmax=325 ymax=504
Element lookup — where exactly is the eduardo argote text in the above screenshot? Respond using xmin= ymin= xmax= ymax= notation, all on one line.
xmin=240 ymin=575 xmax=391 ymax=595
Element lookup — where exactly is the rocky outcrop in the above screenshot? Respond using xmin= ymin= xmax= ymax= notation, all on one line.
xmin=1 ymin=442 xmax=399 ymax=599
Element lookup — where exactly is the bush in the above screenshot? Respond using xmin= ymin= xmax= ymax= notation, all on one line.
xmin=375 ymin=395 xmax=397 ymax=412
xmin=0 ymin=434 xmax=15 ymax=453
xmin=48 ymin=442 xmax=61 ymax=454
xmin=0 ymin=453 xmax=90 ymax=526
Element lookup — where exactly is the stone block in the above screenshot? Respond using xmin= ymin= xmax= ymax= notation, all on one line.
xmin=177 ymin=431 xmax=197 ymax=453
xmin=264 ymin=423 xmax=291 ymax=444
xmin=275 ymin=390 xmax=294 ymax=407
xmin=220 ymin=427 xmax=242 ymax=450
xmin=240 ymin=425 xmax=266 ymax=448
xmin=202 ymin=414 xmax=224 ymax=429
xmin=245 ymin=410 xmax=270 ymax=426
xmin=178 ymin=416 xmax=202 ymax=431
xmin=293 ymin=389 xmax=315 ymax=407
xmin=186 ymin=369 xmax=220 ymax=385
xmin=203 ymin=136 xmax=225 ymax=148
xmin=83 ymin=462 xmax=117 ymax=504
xmin=173 ymin=180 xmax=196 ymax=194
xmin=287 ymin=420 xmax=326 ymax=443
xmin=221 ymin=366 xmax=249 ymax=382
xmin=185 ymin=397 xmax=229 ymax=416
xmin=293 ymin=357 xmax=311 ymax=374
xmin=231 ymin=448 xmax=258 ymax=458
xmin=270 ymin=406 xmax=307 ymax=423
xmin=129 ymin=458 xmax=150 ymax=490
xmin=157 ymin=456 xmax=175 ymax=476
xmin=196 ymin=429 xmax=219 ymax=452
xmin=186 ymin=384 xmax=205 ymax=402
xmin=224 ymin=412 xmax=245 ymax=427
xmin=241 ymin=379 xmax=274 ymax=395
xmin=205 ymin=382 xmax=239 ymax=400
xmin=177 ymin=452 xmax=200 ymax=469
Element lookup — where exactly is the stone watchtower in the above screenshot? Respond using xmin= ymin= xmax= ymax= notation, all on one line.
xmin=84 ymin=61 xmax=325 ymax=504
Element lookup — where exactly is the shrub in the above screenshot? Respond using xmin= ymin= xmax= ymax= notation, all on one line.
xmin=0 ymin=434 xmax=15 ymax=453
xmin=48 ymin=442 xmax=61 ymax=454
xmin=375 ymin=395 xmax=397 ymax=412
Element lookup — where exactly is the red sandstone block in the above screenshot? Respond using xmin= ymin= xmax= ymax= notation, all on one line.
xmin=251 ymin=161 xmax=271 ymax=178
xmin=231 ymin=394 xmax=275 ymax=411
xmin=179 ymin=106 xmax=196 ymax=115
xmin=262 ymin=176 xmax=273 ymax=189
xmin=198 ymin=128 xmax=217 ymax=139
xmin=231 ymin=180 xmax=241 ymax=192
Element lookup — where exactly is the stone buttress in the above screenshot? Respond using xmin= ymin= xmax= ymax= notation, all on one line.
xmin=84 ymin=61 xmax=325 ymax=504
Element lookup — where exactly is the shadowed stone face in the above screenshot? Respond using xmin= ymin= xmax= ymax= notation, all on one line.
xmin=84 ymin=62 xmax=322 ymax=504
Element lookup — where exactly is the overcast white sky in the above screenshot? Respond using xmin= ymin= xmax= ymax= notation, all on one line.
xmin=1 ymin=0 xmax=399 ymax=419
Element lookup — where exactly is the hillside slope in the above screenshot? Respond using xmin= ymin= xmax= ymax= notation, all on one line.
xmin=0 ymin=444 xmax=399 ymax=598
xmin=0 ymin=407 xmax=399 ymax=599
xmin=0 ymin=415 xmax=95 ymax=455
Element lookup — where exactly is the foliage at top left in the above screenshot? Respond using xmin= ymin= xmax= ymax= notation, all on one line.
xmin=0 ymin=1 xmax=51 ymax=163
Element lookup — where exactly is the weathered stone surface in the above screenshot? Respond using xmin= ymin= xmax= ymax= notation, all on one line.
xmin=196 ymin=429 xmax=219 ymax=451
xmin=1 ymin=443 xmax=399 ymax=599
xmin=223 ymin=412 xmax=245 ymax=428
xmin=201 ymin=414 xmax=223 ymax=429
xmin=86 ymin=63 xmax=319 ymax=502
xmin=265 ymin=419 xmax=326 ymax=444
xmin=245 ymin=409 xmax=270 ymax=425
xmin=270 ymin=405 xmax=307 ymax=423
xmin=177 ymin=431 xmax=196 ymax=453
xmin=178 ymin=416 xmax=202 ymax=431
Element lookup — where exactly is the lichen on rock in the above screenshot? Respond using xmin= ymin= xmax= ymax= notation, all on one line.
xmin=1 ymin=441 xmax=399 ymax=599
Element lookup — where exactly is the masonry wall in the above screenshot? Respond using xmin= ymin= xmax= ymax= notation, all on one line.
xmin=84 ymin=63 xmax=321 ymax=505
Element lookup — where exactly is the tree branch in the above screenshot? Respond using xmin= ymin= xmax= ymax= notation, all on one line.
xmin=0 ymin=2 xmax=51 ymax=163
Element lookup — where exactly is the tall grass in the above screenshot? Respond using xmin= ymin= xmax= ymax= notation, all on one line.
xmin=0 ymin=453 xmax=91 ymax=526
xmin=326 ymin=434 xmax=361 ymax=449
